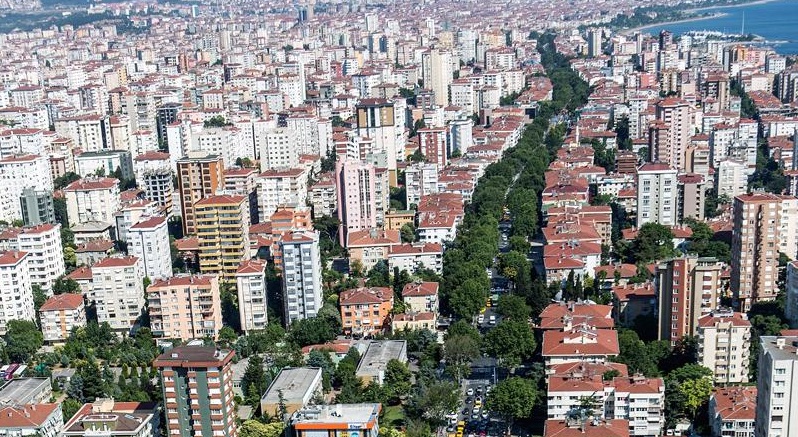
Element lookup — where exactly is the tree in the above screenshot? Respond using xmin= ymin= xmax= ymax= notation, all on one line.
xmin=400 ymin=223 xmax=416 ymax=243
xmin=33 ymin=285 xmax=47 ymax=314
xmin=443 ymin=334 xmax=480 ymax=382
xmin=496 ymin=295 xmax=531 ymax=322
xmin=53 ymin=277 xmax=81 ymax=294
xmin=383 ymin=359 xmax=412 ymax=405
xmin=406 ymin=381 xmax=460 ymax=426
xmin=485 ymin=377 xmax=538 ymax=434
xmin=238 ymin=420 xmax=285 ymax=437
xmin=61 ymin=398 xmax=82 ymax=423
xmin=289 ymin=315 xmax=338 ymax=347
xmin=483 ymin=320 xmax=535 ymax=370
xmin=54 ymin=172 xmax=80 ymax=190
xmin=615 ymin=329 xmax=658 ymax=377
xmin=631 ymin=223 xmax=675 ymax=263
xmin=217 ymin=326 xmax=238 ymax=348
xmin=680 ymin=376 xmax=713 ymax=423
xmin=4 ymin=319 xmax=43 ymax=362
xmin=241 ymin=355 xmax=268 ymax=407
xmin=448 ymin=278 xmax=488 ymax=320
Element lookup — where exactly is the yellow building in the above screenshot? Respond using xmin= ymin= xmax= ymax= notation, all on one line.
xmin=195 ymin=195 xmax=250 ymax=283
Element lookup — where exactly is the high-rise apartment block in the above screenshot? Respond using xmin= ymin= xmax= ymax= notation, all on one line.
xmin=90 ymin=256 xmax=145 ymax=335
xmin=636 ymin=163 xmax=678 ymax=227
xmin=696 ymin=309 xmax=751 ymax=384
xmin=755 ymin=335 xmax=798 ymax=437
xmin=155 ymin=346 xmax=238 ymax=437
xmin=280 ymin=231 xmax=322 ymax=326
xmin=147 ymin=275 xmax=222 ymax=342
xmin=195 ymin=195 xmax=250 ymax=283
xmin=731 ymin=193 xmax=798 ymax=312
xmin=14 ymin=224 xmax=65 ymax=292
xmin=0 ymin=250 xmax=35 ymax=334
xmin=128 ymin=216 xmax=172 ymax=280
xmin=236 ymin=259 xmax=268 ymax=334
xmin=64 ymin=177 xmax=121 ymax=226
xmin=656 ymin=256 xmax=722 ymax=345
xmin=336 ymin=159 xmax=377 ymax=246
xmin=177 ymin=153 xmax=224 ymax=236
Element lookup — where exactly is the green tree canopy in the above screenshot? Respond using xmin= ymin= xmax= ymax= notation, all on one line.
xmin=4 ymin=319 xmax=43 ymax=362
xmin=483 ymin=320 xmax=535 ymax=369
xmin=485 ymin=377 xmax=538 ymax=434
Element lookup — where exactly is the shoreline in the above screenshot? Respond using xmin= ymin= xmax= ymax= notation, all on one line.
xmin=621 ymin=12 xmax=729 ymax=35
xmin=619 ymin=0 xmax=782 ymax=36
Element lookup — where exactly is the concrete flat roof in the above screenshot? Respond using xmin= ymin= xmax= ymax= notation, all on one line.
xmin=355 ymin=340 xmax=407 ymax=377
xmin=261 ymin=367 xmax=322 ymax=405
xmin=0 ymin=378 xmax=50 ymax=405
xmin=292 ymin=403 xmax=380 ymax=426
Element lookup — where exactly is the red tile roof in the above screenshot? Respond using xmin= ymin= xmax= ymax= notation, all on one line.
xmin=39 ymin=293 xmax=84 ymax=311
xmin=237 ymin=259 xmax=267 ymax=274
xmin=64 ymin=177 xmax=119 ymax=191
xmin=401 ymin=281 xmax=439 ymax=297
xmin=340 ymin=287 xmax=393 ymax=306
xmin=544 ymin=419 xmax=629 ymax=437
xmin=711 ymin=386 xmax=756 ymax=421
xmin=542 ymin=326 xmax=620 ymax=358
xmin=0 ymin=250 xmax=27 ymax=265
xmin=93 ymin=256 xmax=139 ymax=268
xmin=0 ymin=404 xmax=60 ymax=428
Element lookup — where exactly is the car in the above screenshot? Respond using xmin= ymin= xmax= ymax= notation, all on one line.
xmin=481 ymin=411 xmax=489 ymax=419
xmin=477 ymin=315 xmax=485 ymax=324
xmin=476 ymin=386 xmax=483 ymax=394
xmin=466 ymin=388 xmax=474 ymax=396
xmin=474 ymin=399 xmax=482 ymax=408
xmin=466 ymin=396 xmax=474 ymax=404
xmin=447 ymin=425 xmax=455 ymax=432
xmin=471 ymin=411 xmax=479 ymax=419
xmin=449 ymin=417 xmax=458 ymax=425
xmin=475 ymin=395 xmax=482 ymax=403
xmin=488 ymin=315 xmax=496 ymax=325
xmin=463 ymin=408 xmax=470 ymax=415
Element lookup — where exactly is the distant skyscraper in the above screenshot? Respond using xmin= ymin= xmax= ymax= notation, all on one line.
xmin=588 ymin=29 xmax=602 ymax=57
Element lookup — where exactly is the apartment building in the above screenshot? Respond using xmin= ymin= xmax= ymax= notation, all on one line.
xmin=195 ymin=195 xmax=250 ymax=283
xmin=289 ymin=404 xmax=380 ymax=437
xmin=20 ymin=188 xmax=55 ymax=227
xmin=0 ymin=404 xmax=63 ymax=437
xmin=336 ymin=159 xmax=377 ymax=246
xmin=404 ymin=162 xmax=439 ymax=208
xmin=401 ymin=281 xmax=439 ymax=314
xmin=64 ymin=177 xmax=121 ymax=226
xmin=155 ymin=346 xmax=238 ymax=437
xmin=236 ymin=259 xmax=268 ymax=334
xmin=787 ymin=261 xmax=798 ymax=328
xmin=755 ymin=335 xmax=798 ymax=437
xmin=0 ymin=250 xmax=35 ymax=334
xmin=697 ymin=309 xmax=751 ymax=384
xmin=63 ymin=399 xmax=159 ymax=437
xmin=127 ymin=216 xmax=171 ymax=280
xmin=176 ymin=153 xmax=224 ymax=236
xmin=280 ymin=231 xmax=323 ymax=326
xmin=541 ymin=325 xmax=620 ymax=368
xmin=90 ymin=256 xmax=145 ymax=335
xmin=255 ymin=168 xmax=308 ymax=222
xmin=0 ymin=154 xmax=53 ymax=223
xmin=147 ymin=275 xmax=222 ymax=342
xmin=731 ymin=193 xmax=798 ymax=312
xmin=39 ymin=293 xmax=86 ymax=344
xmin=391 ymin=241 xmax=440 ymax=274
xmin=134 ymin=151 xmax=174 ymax=215
xmin=709 ymin=386 xmax=756 ymax=437
xmin=656 ymin=256 xmax=723 ymax=345
xmin=14 ymin=224 xmax=65 ymax=292
xmin=340 ymin=287 xmax=394 ymax=337
xmin=636 ymin=163 xmax=678 ymax=227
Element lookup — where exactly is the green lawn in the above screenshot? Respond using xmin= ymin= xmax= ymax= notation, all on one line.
xmin=382 ymin=405 xmax=406 ymax=428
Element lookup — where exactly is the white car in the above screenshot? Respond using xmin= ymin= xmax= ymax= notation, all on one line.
xmin=477 ymin=315 xmax=485 ymax=324
xmin=466 ymin=388 xmax=474 ymax=396
xmin=481 ymin=411 xmax=489 ymax=419
xmin=489 ymin=315 xmax=496 ymax=325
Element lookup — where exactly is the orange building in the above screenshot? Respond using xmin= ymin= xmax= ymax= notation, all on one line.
xmin=339 ymin=287 xmax=394 ymax=337
xmin=177 ymin=153 xmax=224 ymax=235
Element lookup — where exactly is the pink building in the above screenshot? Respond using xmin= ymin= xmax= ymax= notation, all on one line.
xmin=418 ymin=128 xmax=448 ymax=166
xmin=336 ymin=159 xmax=377 ymax=246
xmin=146 ymin=275 xmax=222 ymax=342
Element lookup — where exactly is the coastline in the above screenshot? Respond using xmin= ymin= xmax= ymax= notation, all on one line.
xmin=618 ymin=0 xmax=781 ymax=36
xmin=687 ymin=0 xmax=780 ymax=12
xmin=621 ymin=12 xmax=728 ymax=35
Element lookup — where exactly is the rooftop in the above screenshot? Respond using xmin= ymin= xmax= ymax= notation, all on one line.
xmin=291 ymin=403 xmax=381 ymax=429
xmin=355 ymin=341 xmax=407 ymax=378
xmin=261 ymin=367 xmax=322 ymax=405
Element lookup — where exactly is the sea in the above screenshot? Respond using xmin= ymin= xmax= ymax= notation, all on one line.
xmin=636 ymin=0 xmax=798 ymax=55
